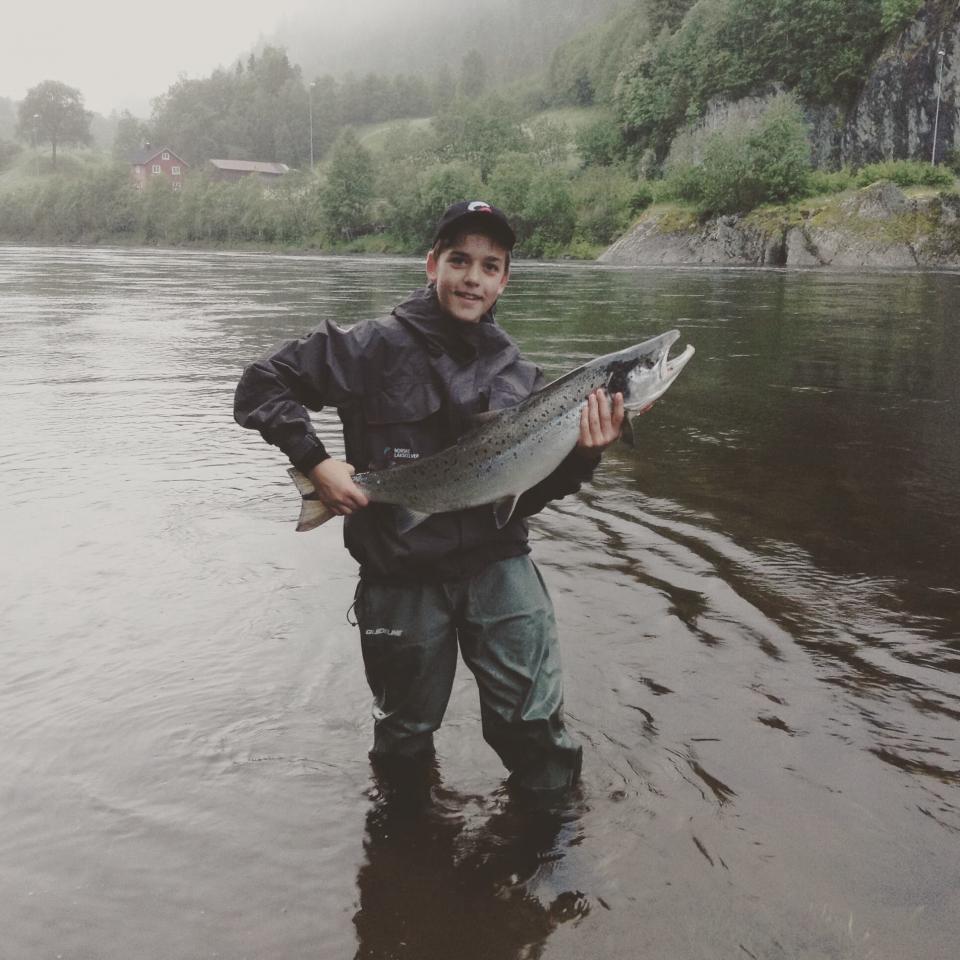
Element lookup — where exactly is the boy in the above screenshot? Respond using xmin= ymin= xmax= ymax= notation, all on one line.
xmin=234 ymin=201 xmax=623 ymax=804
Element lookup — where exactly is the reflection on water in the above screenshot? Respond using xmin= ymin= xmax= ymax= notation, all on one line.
xmin=356 ymin=761 xmax=587 ymax=960
xmin=1 ymin=245 xmax=958 ymax=959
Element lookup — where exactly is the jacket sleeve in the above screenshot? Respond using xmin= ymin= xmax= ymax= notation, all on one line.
xmin=233 ymin=321 xmax=366 ymax=472
xmin=514 ymin=449 xmax=600 ymax=519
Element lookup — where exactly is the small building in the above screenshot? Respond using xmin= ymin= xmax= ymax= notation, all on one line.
xmin=208 ymin=159 xmax=291 ymax=182
xmin=129 ymin=145 xmax=189 ymax=190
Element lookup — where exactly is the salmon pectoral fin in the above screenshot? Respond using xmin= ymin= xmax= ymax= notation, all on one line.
xmin=493 ymin=494 xmax=521 ymax=530
xmin=395 ymin=507 xmax=432 ymax=534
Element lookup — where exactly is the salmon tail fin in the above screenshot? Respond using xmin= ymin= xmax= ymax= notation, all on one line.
xmin=286 ymin=467 xmax=335 ymax=532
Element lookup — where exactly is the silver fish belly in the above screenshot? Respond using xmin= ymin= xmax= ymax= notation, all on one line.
xmin=288 ymin=329 xmax=694 ymax=532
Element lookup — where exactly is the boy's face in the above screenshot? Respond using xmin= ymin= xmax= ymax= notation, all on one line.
xmin=426 ymin=232 xmax=510 ymax=324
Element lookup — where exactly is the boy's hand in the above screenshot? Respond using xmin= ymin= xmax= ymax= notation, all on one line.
xmin=308 ymin=459 xmax=370 ymax=516
xmin=576 ymin=389 xmax=625 ymax=458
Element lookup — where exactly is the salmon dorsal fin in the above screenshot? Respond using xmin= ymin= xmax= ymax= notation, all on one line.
xmin=465 ymin=407 xmax=511 ymax=428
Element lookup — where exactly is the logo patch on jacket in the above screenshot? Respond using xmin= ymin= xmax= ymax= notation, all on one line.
xmin=383 ymin=446 xmax=420 ymax=461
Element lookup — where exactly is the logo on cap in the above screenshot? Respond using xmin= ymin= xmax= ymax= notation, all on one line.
xmin=467 ymin=201 xmax=493 ymax=213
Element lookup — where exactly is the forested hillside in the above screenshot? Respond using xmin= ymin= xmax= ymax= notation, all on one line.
xmin=548 ymin=0 xmax=932 ymax=157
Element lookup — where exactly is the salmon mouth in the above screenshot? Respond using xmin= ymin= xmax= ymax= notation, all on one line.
xmin=662 ymin=342 xmax=695 ymax=379
xmin=607 ymin=331 xmax=695 ymax=410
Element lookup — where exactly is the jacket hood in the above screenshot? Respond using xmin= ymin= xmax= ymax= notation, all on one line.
xmin=392 ymin=285 xmax=512 ymax=364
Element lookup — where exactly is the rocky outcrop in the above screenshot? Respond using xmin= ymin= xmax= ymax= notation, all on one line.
xmin=599 ymin=183 xmax=960 ymax=269
xmin=599 ymin=210 xmax=786 ymax=266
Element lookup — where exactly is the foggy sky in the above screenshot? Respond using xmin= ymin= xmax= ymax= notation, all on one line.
xmin=2 ymin=0 xmax=313 ymax=115
xmin=274 ymin=0 xmax=620 ymax=82
xmin=3 ymin=1 xmax=618 ymax=118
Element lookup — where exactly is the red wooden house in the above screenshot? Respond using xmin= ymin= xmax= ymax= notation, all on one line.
xmin=129 ymin=145 xmax=189 ymax=190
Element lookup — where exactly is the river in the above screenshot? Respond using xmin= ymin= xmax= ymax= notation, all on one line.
xmin=1 ymin=245 xmax=958 ymax=960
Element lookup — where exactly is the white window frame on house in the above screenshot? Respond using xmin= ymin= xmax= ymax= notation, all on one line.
xmin=172 ymin=181 xmax=182 ymax=191
xmin=171 ymin=165 xmax=181 ymax=176
xmin=152 ymin=164 xmax=162 ymax=174
xmin=162 ymin=151 xmax=170 ymax=160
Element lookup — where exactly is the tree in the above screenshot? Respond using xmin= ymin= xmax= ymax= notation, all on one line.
xmin=575 ymin=116 xmax=626 ymax=167
xmin=570 ymin=165 xmax=638 ymax=244
xmin=645 ymin=0 xmax=697 ymax=34
xmin=309 ymin=75 xmax=343 ymax=161
xmin=17 ymin=80 xmax=92 ymax=168
xmin=432 ymin=96 xmax=525 ymax=182
xmin=151 ymin=47 xmax=310 ymax=167
xmin=488 ymin=152 xmax=539 ymax=228
xmin=433 ymin=63 xmax=456 ymax=113
xmin=881 ymin=0 xmax=923 ymax=35
xmin=527 ymin=117 xmax=571 ymax=167
xmin=321 ymin=128 xmax=375 ymax=240
xmin=0 ymin=134 xmax=22 ymax=170
xmin=459 ymin=49 xmax=487 ymax=99
xmin=112 ymin=110 xmax=150 ymax=161
xmin=522 ymin=172 xmax=576 ymax=255
xmin=392 ymin=75 xmax=432 ymax=118
xmin=664 ymin=93 xmax=812 ymax=216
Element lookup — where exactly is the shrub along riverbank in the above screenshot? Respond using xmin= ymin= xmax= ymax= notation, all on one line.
xmin=0 ymin=158 xmax=620 ymax=259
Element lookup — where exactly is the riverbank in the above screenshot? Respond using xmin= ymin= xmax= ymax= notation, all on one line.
xmin=0 ymin=146 xmax=613 ymax=261
xmin=600 ymin=182 xmax=960 ymax=269
xmin=0 ymin=228 xmax=605 ymax=262
xmin=7 ymin=175 xmax=959 ymax=270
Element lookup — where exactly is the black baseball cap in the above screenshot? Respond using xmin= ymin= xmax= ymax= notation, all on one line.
xmin=432 ymin=200 xmax=516 ymax=250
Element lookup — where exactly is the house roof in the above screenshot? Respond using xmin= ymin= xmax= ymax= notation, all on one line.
xmin=208 ymin=159 xmax=290 ymax=175
xmin=128 ymin=146 xmax=188 ymax=166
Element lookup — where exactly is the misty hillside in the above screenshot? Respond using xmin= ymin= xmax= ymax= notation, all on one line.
xmin=4 ymin=0 xmax=955 ymax=260
xmin=267 ymin=0 xmax=622 ymax=82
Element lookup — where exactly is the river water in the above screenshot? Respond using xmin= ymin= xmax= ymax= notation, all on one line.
xmin=1 ymin=245 xmax=958 ymax=960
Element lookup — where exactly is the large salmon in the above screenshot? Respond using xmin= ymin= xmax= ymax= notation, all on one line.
xmin=288 ymin=329 xmax=694 ymax=532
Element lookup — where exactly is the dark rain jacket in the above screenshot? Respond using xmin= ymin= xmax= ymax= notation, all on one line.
xmin=234 ymin=285 xmax=597 ymax=583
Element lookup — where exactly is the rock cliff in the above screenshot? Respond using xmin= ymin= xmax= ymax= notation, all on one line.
xmin=599 ymin=183 xmax=960 ymax=269
xmin=668 ymin=3 xmax=958 ymax=170
xmin=842 ymin=1 xmax=959 ymax=166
